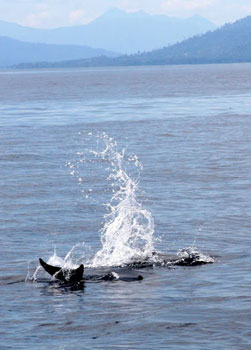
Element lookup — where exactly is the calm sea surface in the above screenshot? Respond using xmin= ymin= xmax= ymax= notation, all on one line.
xmin=0 ymin=64 xmax=251 ymax=349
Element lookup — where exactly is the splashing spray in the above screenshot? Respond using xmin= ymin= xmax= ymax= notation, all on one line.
xmin=91 ymin=134 xmax=155 ymax=267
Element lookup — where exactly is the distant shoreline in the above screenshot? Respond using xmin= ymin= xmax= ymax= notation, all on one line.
xmin=7 ymin=60 xmax=251 ymax=71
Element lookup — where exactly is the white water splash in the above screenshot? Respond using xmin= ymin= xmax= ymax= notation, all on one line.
xmin=177 ymin=246 xmax=215 ymax=264
xmin=90 ymin=134 xmax=155 ymax=267
xmin=31 ymin=245 xmax=85 ymax=281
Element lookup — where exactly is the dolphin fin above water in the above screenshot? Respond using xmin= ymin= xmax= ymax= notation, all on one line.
xmin=39 ymin=258 xmax=84 ymax=283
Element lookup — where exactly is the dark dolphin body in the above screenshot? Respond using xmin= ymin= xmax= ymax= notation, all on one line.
xmin=39 ymin=258 xmax=143 ymax=284
xmin=124 ymin=251 xmax=213 ymax=269
xmin=39 ymin=250 xmax=212 ymax=288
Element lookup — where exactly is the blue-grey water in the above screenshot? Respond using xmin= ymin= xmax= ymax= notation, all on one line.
xmin=0 ymin=64 xmax=251 ymax=349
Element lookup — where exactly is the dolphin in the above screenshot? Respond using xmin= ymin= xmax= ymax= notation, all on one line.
xmin=39 ymin=258 xmax=84 ymax=283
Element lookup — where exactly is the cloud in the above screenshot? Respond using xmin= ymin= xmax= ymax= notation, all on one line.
xmin=69 ymin=9 xmax=88 ymax=24
xmin=23 ymin=11 xmax=51 ymax=27
xmin=161 ymin=0 xmax=215 ymax=14
xmin=240 ymin=4 xmax=251 ymax=12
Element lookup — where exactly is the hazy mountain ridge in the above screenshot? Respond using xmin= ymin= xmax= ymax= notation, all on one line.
xmin=15 ymin=16 xmax=251 ymax=68
xmin=0 ymin=9 xmax=216 ymax=54
xmin=0 ymin=36 xmax=118 ymax=67
xmin=141 ymin=16 xmax=251 ymax=64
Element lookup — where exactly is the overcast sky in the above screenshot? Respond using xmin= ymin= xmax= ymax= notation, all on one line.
xmin=1 ymin=0 xmax=251 ymax=28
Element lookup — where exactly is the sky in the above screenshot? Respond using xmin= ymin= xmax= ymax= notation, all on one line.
xmin=1 ymin=0 xmax=251 ymax=28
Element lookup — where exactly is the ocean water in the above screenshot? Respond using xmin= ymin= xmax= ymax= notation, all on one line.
xmin=0 ymin=64 xmax=251 ymax=349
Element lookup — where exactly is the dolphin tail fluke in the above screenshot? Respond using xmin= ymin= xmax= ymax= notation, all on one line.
xmin=39 ymin=258 xmax=61 ymax=276
xmin=67 ymin=263 xmax=84 ymax=283
xmin=39 ymin=258 xmax=84 ymax=282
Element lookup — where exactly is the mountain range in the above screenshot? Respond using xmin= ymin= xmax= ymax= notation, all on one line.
xmin=17 ymin=16 xmax=251 ymax=68
xmin=0 ymin=36 xmax=117 ymax=67
xmin=0 ymin=8 xmax=216 ymax=54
